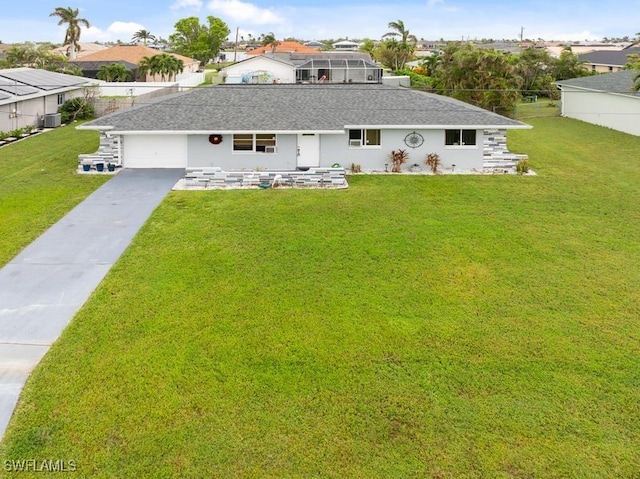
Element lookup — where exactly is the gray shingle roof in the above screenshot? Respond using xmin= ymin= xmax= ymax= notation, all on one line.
xmin=556 ymin=70 xmax=640 ymax=96
xmin=579 ymin=47 xmax=640 ymax=67
xmin=82 ymin=84 xmax=528 ymax=133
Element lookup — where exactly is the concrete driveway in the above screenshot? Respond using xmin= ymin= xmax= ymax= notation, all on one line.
xmin=0 ymin=168 xmax=184 ymax=438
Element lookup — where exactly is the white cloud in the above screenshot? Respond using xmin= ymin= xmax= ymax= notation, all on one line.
xmin=83 ymin=21 xmax=145 ymax=42
xmin=170 ymin=0 xmax=203 ymax=10
xmin=207 ymin=0 xmax=284 ymax=25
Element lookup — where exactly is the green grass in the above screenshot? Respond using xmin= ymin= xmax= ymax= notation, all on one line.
xmin=1 ymin=118 xmax=639 ymax=477
xmin=516 ymin=98 xmax=561 ymax=120
xmin=0 ymin=124 xmax=107 ymax=266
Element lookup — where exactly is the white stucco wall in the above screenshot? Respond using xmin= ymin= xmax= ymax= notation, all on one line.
xmin=222 ymin=58 xmax=295 ymax=84
xmin=0 ymin=89 xmax=84 ymax=132
xmin=187 ymin=134 xmax=298 ymax=169
xmin=561 ymin=87 xmax=640 ymax=136
xmin=183 ymin=129 xmax=484 ymax=172
xmin=321 ymin=129 xmax=484 ymax=171
xmin=123 ymin=134 xmax=188 ymax=168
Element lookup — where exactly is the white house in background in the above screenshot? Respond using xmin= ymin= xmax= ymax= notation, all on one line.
xmin=0 ymin=68 xmax=94 ymax=132
xmin=221 ymin=56 xmax=297 ymax=84
xmin=556 ymin=70 xmax=640 ymax=136
xmin=77 ymin=84 xmax=530 ymax=173
xmin=221 ymin=53 xmax=383 ymax=84
xmin=332 ymin=40 xmax=361 ymax=51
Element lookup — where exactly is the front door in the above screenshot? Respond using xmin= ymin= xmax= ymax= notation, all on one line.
xmin=297 ymin=134 xmax=320 ymax=169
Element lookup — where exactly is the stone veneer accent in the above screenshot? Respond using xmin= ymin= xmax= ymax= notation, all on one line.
xmin=78 ymin=132 xmax=121 ymax=172
xmin=483 ymin=129 xmax=527 ymax=170
xmin=183 ymin=167 xmax=348 ymax=189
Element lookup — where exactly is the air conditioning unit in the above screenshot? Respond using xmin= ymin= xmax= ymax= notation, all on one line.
xmin=43 ymin=113 xmax=61 ymax=128
xmin=265 ymin=146 xmax=276 ymax=153
xmin=349 ymin=139 xmax=362 ymax=147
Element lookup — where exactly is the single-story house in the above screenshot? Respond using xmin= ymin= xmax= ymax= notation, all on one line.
xmin=0 ymin=67 xmax=94 ymax=132
xmin=77 ymin=84 xmax=530 ymax=173
xmin=578 ymin=46 xmax=640 ymax=73
xmin=70 ymin=45 xmax=199 ymax=81
xmin=555 ymin=70 xmax=640 ymax=136
xmin=221 ymin=52 xmax=382 ymax=84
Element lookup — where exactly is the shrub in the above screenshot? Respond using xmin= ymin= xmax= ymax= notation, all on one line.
xmin=350 ymin=163 xmax=362 ymax=173
xmin=425 ymin=152 xmax=441 ymax=174
xmin=394 ymin=69 xmax=433 ymax=90
xmin=58 ymin=97 xmax=95 ymax=123
xmin=388 ymin=149 xmax=409 ymax=173
xmin=516 ymin=159 xmax=530 ymax=174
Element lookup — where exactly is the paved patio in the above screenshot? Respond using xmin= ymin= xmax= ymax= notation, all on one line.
xmin=0 ymin=168 xmax=184 ymax=437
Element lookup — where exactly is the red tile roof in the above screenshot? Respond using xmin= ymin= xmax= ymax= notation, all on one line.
xmin=75 ymin=44 xmax=198 ymax=66
xmin=247 ymin=41 xmax=319 ymax=55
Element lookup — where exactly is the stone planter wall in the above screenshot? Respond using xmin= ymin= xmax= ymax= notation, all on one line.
xmin=182 ymin=167 xmax=348 ymax=189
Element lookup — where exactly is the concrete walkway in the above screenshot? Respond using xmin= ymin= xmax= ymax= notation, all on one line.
xmin=0 ymin=168 xmax=184 ymax=438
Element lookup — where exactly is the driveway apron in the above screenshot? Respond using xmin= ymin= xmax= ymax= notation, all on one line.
xmin=0 ymin=168 xmax=184 ymax=438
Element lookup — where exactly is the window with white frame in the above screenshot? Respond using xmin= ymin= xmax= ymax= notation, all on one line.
xmin=445 ymin=129 xmax=477 ymax=146
xmin=348 ymin=129 xmax=380 ymax=147
xmin=57 ymin=93 xmax=65 ymax=105
xmin=233 ymin=133 xmax=277 ymax=152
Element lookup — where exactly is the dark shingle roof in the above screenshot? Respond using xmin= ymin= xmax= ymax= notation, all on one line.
xmin=578 ymin=47 xmax=640 ymax=67
xmin=82 ymin=84 xmax=529 ymax=133
xmin=556 ymin=70 xmax=640 ymax=96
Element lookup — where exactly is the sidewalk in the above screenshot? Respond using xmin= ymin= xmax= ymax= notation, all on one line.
xmin=0 ymin=168 xmax=184 ymax=437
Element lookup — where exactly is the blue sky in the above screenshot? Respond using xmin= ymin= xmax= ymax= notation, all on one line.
xmin=1 ymin=0 xmax=638 ymax=45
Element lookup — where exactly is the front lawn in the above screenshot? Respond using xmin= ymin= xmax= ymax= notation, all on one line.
xmin=0 ymin=125 xmax=106 ymax=266
xmin=1 ymin=118 xmax=639 ymax=477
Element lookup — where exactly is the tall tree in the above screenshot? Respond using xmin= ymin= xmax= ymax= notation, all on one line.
xmin=132 ymin=29 xmax=156 ymax=46
xmin=49 ymin=7 xmax=90 ymax=60
xmin=432 ymin=43 xmax=522 ymax=113
xmin=384 ymin=20 xmax=417 ymax=45
xmin=378 ymin=20 xmax=417 ymax=70
xmin=169 ymin=16 xmax=229 ymax=64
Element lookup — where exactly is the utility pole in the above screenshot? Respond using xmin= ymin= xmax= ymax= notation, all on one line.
xmin=520 ymin=26 xmax=525 ymax=43
xmin=233 ymin=27 xmax=239 ymax=62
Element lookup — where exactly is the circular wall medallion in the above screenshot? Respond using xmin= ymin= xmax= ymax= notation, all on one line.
xmin=404 ymin=131 xmax=424 ymax=148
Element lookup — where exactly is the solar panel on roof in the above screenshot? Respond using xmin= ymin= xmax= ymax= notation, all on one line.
xmin=0 ymin=69 xmax=86 ymax=91
xmin=0 ymin=76 xmax=39 ymax=96
xmin=0 ymin=91 xmax=11 ymax=101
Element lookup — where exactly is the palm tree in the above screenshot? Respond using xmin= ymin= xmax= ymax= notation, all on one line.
xmin=97 ymin=63 xmax=131 ymax=82
xmin=49 ymin=7 xmax=90 ymax=60
xmin=132 ymin=29 xmax=156 ymax=46
xmin=142 ymin=54 xmax=184 ymax=81
xmin=381 ymin=20 xmax=417 ymax=70
xmin=384 ymin=20 xmax=417 ymax=45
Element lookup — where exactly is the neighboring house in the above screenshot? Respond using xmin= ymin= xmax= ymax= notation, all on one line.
xmin=246 ymin=41 xmax=318 ymax=56
xmin=0 ymin=67 xmax=94 ymax=132
xmin=555 ymin=70 xmax=640 ymax=136
xmin=221 ymin=55 xmax=297 ymax=84
xmin=578 ymin=46 xmax=640 ymax=73
xmin=70 ymin=45 xmax=199 ymax=81
xmin=221 ymin=52 xmax=382 ymax=84
xmin=51 ymin=42 xmax=108 ymax=59
xmin=303 ymin=41 xmax=325 ymax=50
xmin=77 ymin=84 xmax=530 ymax=172
xmin=332 ymin=40 xmax=361 ymax=51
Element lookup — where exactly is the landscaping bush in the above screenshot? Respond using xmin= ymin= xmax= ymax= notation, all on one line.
xmin=58 ymin=97 xmax=95 ymax=123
